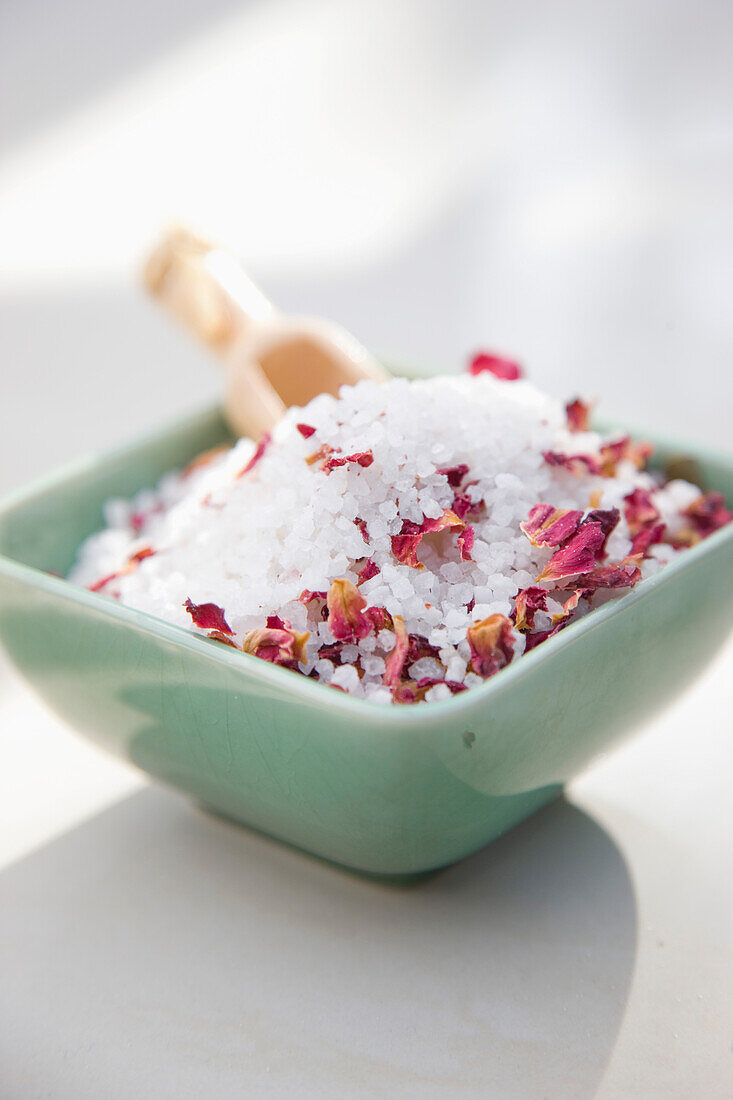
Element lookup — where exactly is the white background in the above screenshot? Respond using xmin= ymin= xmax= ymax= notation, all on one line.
xmin=1 ymin=2 xmax=732 ymax=1096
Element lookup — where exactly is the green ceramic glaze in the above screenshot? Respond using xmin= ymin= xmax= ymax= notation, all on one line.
xmin=1 ymin=396 xmax=732 ymax=875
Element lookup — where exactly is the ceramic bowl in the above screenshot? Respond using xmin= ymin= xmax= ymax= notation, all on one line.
xmin=1 ymin=391 xmax=732 ymax=874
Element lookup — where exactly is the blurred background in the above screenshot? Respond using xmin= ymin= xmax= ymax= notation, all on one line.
xmin=1 ymin=0 xmax=732 ymax=493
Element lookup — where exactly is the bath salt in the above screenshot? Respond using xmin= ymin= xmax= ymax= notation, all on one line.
xmin=69 ymin=361 xmax=732 ymax=704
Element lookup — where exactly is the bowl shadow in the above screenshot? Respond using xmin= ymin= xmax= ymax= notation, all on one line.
xmin=0 ymin=787 xmax=636 ymax=1099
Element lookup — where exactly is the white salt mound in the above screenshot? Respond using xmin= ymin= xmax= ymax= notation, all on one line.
xmin=69 ymin=373 xmax=702 ymax=704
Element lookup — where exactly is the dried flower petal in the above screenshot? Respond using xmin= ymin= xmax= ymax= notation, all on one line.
xmin=565 ymin=398 xmax=591 ymax=432
xmin=467 ymin=614 xmax=514 ymax=678
xmin=437 ymin=464 xmax=469 ymax=488
xmin=684 ymin=491 xmax=733 ymax=537
xmin=88 ymin=571 xmax=123 ymax=593
xmin=241 ymin=625 xmax=309 ymax=669
xmin=353 ymin=517 xmax=369 ymax=541
xmin=416 ymin=677 xmax=467 ymax=695
xmin=296 ymin=423 xmax=316 ymax=438
xmin=585 ymin=508 xmax=621 ymax=557
xmin=537 ymin=521 xmax=606 ymax=584
xmin=630 ymin=522 xmax=666 ymax=558
xmin=237 ymin=433 xmax=271 ymax=477
xmin=407 ymin=634 xmax=441 ymax=662
xmin=299 ymin=589 xmax=327 ymax=605
xmin=520 ymin=504 xmax=584 ymax=547
xmin=457 ymin=525 xmax=474 ymax=561
xmin=391 ymin=509 xmax=465 ymax=569
xmin=543 ymin=451 xmax=602 ymax=477
xmin=322 ymin=449 xmax=375 ymax=472
xmin=623 ymin=488 xmax=660 ymax=537
xmin=306 ymin=444 xmax=333 ymax=466
xmin=184 ymin=598 xmax=234 ymax=634
xmin=384 ymin=615 xmax=410 ymax=690
xmin=326 ymin=578 xmax=371 ymax=641
xmin=513 ymin=586 xmax=548 ymax=632
xmin=524 ymin=621 xmax=567 ymax=652
xmin=468 ymin=351 xmax=523 ymax=381
xmin=573 ymin=561 xmax=642 ymax=590
xmin=357 ymin=558 xmax=380 ymax=583
xmin=365 ymin=606 xmax=393 ymax=632
xmin=599 ymin=436 xmax=653 ymax=477
xmin=207 ymin=630 xmax=239 ymax=648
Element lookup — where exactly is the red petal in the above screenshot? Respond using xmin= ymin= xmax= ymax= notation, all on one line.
xmin=88 ymin=571 xmax=123 ymax=593
xmin=457 ymin=525 xmax=474 ymax=561
xmin=437 ymin=464 xmax=470 ymax=488
xmin=468 ymin=351 xmax=523 ymax=381
xmin=322 ymin=450 xmax=374 ymax=472
xmin=391 ymin=509 xmax=465 ymax=569
xmin=242 ymin=625 xmax=309 ymax=669
xmin=207 ymin=630 xmax=239 ymax=648
xmin=357 ymin=558 xmax=380 ymax=583
xmin=353 ymin=517 xmax=369 ymax=541
xmin=512 ymin=586 xmax=548 ymax=632
xmin=684 ymin=491 xmax=733 ymax=537
xmin=630 ymin=522 xmax=666 ymax=558
xmin=467 ymin=614 xmax=514 ymax=678
xmin=623 ymin=488 xmax=660 ymax=537
xmin=183 ymin=598 xmax=234 ymax=635
xmin=537 ymin=521 xmax=606 ymax=584
xmin=237 ymin=433 xmax=271 ymax=477
xmin=585 ymin=508 xmax=621 ymax=557
xmin=296 ymin=423 xmax=316 ymax=438
xmin=543 ymin=451 xmax=602 ymax=477
xmin=365 ymin=606 xmax=393 ymax=632
xmin=326 ymin=578 xmax=371 ymax=642
xmin=128 ymin=546 xmax=156 ymax=565
xmin=384 ymin=615 xmax=410 ymax=690
xmin=573 ymin=561 xmax=642 ymax=590
xmin=565 ymin=398 xmax=591 ymax=433
xmin=299 ymin=589 xmax=327 ymax=605
xmin=520 ymin=504 xmax=584 ymax=547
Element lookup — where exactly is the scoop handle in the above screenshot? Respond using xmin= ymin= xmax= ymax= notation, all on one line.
xmin=143 ymin=227 xmax=388 ymax=439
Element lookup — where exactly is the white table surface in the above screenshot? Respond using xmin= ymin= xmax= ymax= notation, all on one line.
xmin=2 ymin=2 xmax=732 ymax=1095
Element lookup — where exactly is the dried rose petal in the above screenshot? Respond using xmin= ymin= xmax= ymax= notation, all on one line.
xmin=513 ymin=586 xmax=548 ymax=632
xmin=684 ymin=491 xmax=733 ymax=537
xmin=317 ymin=642 xmax=344 ymax=665
xmin=438 ymin=464 xmax=469 ymax=488
xmin=322 ymin=450 xmax=374 ymax=472
xmin=299 ymin=589 xmax=327 ymax=605
xmin=524 ymin=621 xmax=567 ymax=652
xmin=326 ymin=578 xmax=371 ymax=642
xmin=585 ymin=508 xmax=621 ymax=557
xmin=266 ymin=614 xmax=286 ymax=629
xmin=543 ymin=451 xmax=602 ymax=477
xmin=296 ymin=423 xmax=316 ymax=438
xmin=520 ymin=504 xmax=584 ymax=547
xmin=242 ymin=625 xmax=309 ymax=669
xmin=384 ymin=615 xmax=410 ymax=690
xmin=407 ymin=634 xmax=441 ymax=662
xmin=468 ymin=351 xmax=523 ymax=381
xmin=599 ymin=436 xmax=653 ymax=477
xmin=391 ymin=509 xmax=465 ymax=569
xmin=365 ymin=606 xmax=393 ymax=632
xmin=207 ymin=630 xmax=239 ymax=648
xmin=237 ymin=433 xmax=271 ymax=477
xmin=467 ymin=614 xmax=514 ymax=678
xmin=353 ymin=517 xmax=369 ymax=541
xmin=630 ymin=522 xmax=666 ymax=558
xmin=565 ymin=398 xmax=591 ymax=433
xmin=457 ymin=525 xmax=474 ymax=561
xmin=392 ymin=682 xmax=418 ymax=705
xmin=573 ymin=561 xmax=642 ymax=590
xmin=416 ymin=677 xmax=467 ymax=695
xmin=623 ymin=488 xmax=660 ymax=537
xmin=357 ymin=558 xmax=380 ymax=584
xmin=537 ymin=521 xmax=606 ymax=584
xmin=451 ymin=493 xmax=473 ymax=521
xmin=183 ymin=598 xmax=234 ymax=635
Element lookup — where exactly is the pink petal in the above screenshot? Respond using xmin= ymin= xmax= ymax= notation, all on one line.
xmin=183 ymin=598 xmax=234 ymax=635
xmin=326 ymin=578 xmax=371 ymax=642
xmin=468 ymin=351 xmax=523 ymax=381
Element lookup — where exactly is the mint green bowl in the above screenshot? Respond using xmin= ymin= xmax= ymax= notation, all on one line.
xmin=1 ymin=393 xmax=732 ymax=875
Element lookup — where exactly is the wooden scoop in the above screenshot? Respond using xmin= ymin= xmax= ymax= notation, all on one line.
xmin=143 ymin=227 xmax=388 ymax=438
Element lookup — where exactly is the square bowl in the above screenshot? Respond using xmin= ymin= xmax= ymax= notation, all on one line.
xmin=1 ymin=391 xmax=732 ymax=875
